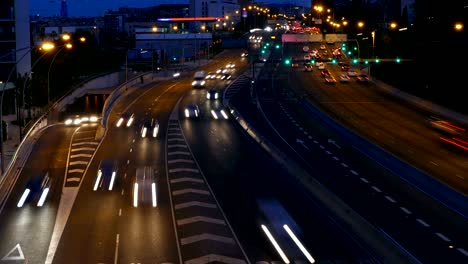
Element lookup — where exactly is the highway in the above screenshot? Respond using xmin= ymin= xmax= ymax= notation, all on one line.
xmin=245 ymin=41 xmax=468 ymax=263
xmin=0 ymin=37 xmax=466 ymax=264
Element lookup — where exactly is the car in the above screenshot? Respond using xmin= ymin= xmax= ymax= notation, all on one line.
xmin=317 ymin=62 xmax=325 ymax=69
xmin=64 ymin=114 xmax=99 ymax=126
xmin=184 ymin=104 xmax=200 ymax=118
xmin=206 ymin=89 xmax=220 ymax=100
xmin=356 ymin=74 xmax=369 ymax=83
xmin=226 ymin=62 xmax=236 ymax=69
xmin=116 ymin=113 xmax=135 ymax=127
xmin=304 ymin=54 xmax=311 ymax=61
xmin=319 ymin=44 xmax=326 ymax=50
xmin=321 ymin=69 xmax=331 ymax=77
xmin=439 ymin=134 xmax=468 ymax=152
xmin=302 ymin=46 xmax=309 ymax=52
xmin=141 ymin=118 xmax=159 ymax=138
xmin=339 ymin=74 xmax=351 ymax=82
xmin=347 ymin=69 xmax=358 ymax=77
xmin=304 ymin=63 xmax=313 ymax=72
xmin=133 ymin=166 xmax=157 ymax=208
xmin=220 ymin=73 xmax=232 ymax=80
xmin=429 ymin=116 xmax=466 ymax=137
xmin=210 ymin=107 xmax=230 ymax=120
xmin=17 ymin=170 xmax=51 ymax=208
xmin=216 ymin=68 xmax=229 ymax=74
xmin=324 ymin=76 xmax=337 ymax=83
xmin=340 ymin=64 xmax=350 ymax=71
xmin=172 ymin=72 xmax=181 ymax=78
xmin=93 ymin=159 xmax=118 ymax=191
xmin=205 ymin=72 xmax=216 ymax=80
xmin=291 ymin=62 xmax=299 ymax=68
xmin=241 ymin=52 xmax=248 ymax=57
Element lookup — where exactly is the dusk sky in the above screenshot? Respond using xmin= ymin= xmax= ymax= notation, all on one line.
xmin=30 ymin=0 xmax=186 ymax=17
xmin=30 ymin=0 xmax=310 ymax=17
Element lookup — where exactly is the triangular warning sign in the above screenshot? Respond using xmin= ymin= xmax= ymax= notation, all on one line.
xmin=1 ymin=244 xmax=25 ymax=261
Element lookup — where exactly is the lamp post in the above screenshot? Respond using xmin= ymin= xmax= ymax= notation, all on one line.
xmin=47 ymin=43 xmax=73 ymax=105
xmin=20 ymin=44 xmax=56 ymax=140
xmin=0 ymin=42 xmax=54 ymax=173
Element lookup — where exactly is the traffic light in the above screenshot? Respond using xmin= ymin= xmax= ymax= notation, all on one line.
xmin=284 ymin=59 xmax=291 ymax=65
xmin=332 ymin=59 xmax=337 ymax=64
xmin=395 ymin=57 xmax=401 ymax=63
xmin=353 ymin=58 xmax=358 ymax=64
xmin=266 ymin=42 xmax=270 ymax=46
xmin=311 ymin=59 xmax=315 ymax=64
xmin=261 ymin=50 xmax=266 ymax=54
xmin=354 ymin=47 xmax=357 ymax=50
xmin=275 ymin=44 xmax=280 ymax=49
xmin=364 ymin=60 xmax=369 ymax=65
xmin=375 ymin=58 xmax=380 ymax=63
xmin=347 ymin=51 xmax=351 ymax=55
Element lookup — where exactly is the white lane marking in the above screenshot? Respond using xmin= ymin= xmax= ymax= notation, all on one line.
xmin=73 ymin=137 xmax=94 ymax=141
xmin=319 ymin=145 xmax=325 ymax=149
xmin=283 ymin=225 xmax=315 ymax=263
xmin=168 ymin=132 xmax=183 ymax=136
xmin=66 ymin=178 xmax=81 ymax=182
xmin=70 ymin=147 xmax=95 ymax=152
xmin=416 ymin=219 xmax=430 ymax=227
xmin=1 ymin=244 xmax=25 ymax=260
xmin=304 ymin=131 xmax=308 ymax=135
xmin=177 ymin=216 xmax=226 ymax=226
xmin=170 ymin=177 xmax=203 ymax=183
xmin=185 ymin=254 xmax=246 ymax=264
xmin=174 ymin=201 xmax=217 ymax=210
xmin=261 ymin=225 xmax=290 ymax=263
xmin=72 ymin=141 xmax=98 ymax=146
xmin=455 ymin=174 xmax=464 ymax=179
xmin=68 ymin=169 xmax=84 ymax=174
xmin=127 ymin=160 xmax=130 ymax=164
xmin=118 ymin=209 xmax=121 ymax=216
xmin=130 ymin=148 xmax=132 ymax=152
xmin=332 ymin=156 xmax=339 ymax=161
xmin=168 ymin=138 xmax=185 ymax=142
xmin=400 ymin=207 xmax=412 ymax=214
xmin=168 ymin=127 xmax=180 ymax=131
xmin=325 ymin=151 xmax=331 ymax=155
xmin=168 ymin=144 xmax=188 ymax=148
xmin=172 ymin=188 xmax=210 ymax=196
xmin=360 ymin=177 xmax=369 ymax=183
xmin=313 ymin=140 xmax=318 ymax=144
xmin=168 ymin=159 xmax=194 ymax=164
xmin=295 ymin=123 xmax=300 ymax=127
xmin=114 ymin=234 xmax=119 ymax=264
xmin=168 ymin=151 xmax=191 ymax=155
xmin=169 ymin=168 xmax=199 ymax=173
xmin=299 ymin=127 xmax=304 ymax=130
xmin=371 ymin=186 xmax=382 ymax=192
xmin=457 ymin=248 xmax=468 ymax=257
xmin=308 ymin=135 xmax=312 ymax=139
xmin=435 ymin=233 xmax=451 ymax=242
xmin=69 ymin=161 xmax=88 ymax=166
xmin=132 ymin=139 xmax=135 ymax=143
xmin=121 ymin=189 xmax=124 ymax=195
xmin=430 ymin=161 xmax=439 ymax=166
xmin=180 ymin=233 xmax=235 ymax=245
xmin=341 ymin=163 xmax=348 ymax=167
xmin=350 ymin=170 xmax=359 ymax=175
xmin=70 ymin=154 xmax=92 ymax=158
xmin=385 ymin=196 xmax=396 ymax=203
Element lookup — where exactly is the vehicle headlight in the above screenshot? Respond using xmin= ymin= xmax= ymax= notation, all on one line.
xmin=207 ymin=93 xmax=210 ymax=99
xmin=65 ymin=119 xmax=73 ymax=125
xmin=192 ymin=81 xmax=197 ymax=86
xmin=201 ymin=81 xmax=205 ymax=86
xmin=90 ymin=116 xmax=98 ymax=122
xmin=73 ymin=119 xmax=81 ymax=125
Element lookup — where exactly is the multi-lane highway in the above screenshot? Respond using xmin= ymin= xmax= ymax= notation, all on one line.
xmin=0 ymin=34 xmax=466 ymax=264
xmin=246 ymin=41 xmax=468 ymax=263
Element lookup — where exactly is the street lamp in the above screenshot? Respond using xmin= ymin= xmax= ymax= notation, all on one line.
xmin=0 ymin=42 xmax=54 ymax=173
xmin=48 ymin=43 xmax=73 ymax=104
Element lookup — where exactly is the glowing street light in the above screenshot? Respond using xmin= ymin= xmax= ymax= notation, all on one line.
xmin=358 ymin=21 xmax=364 ymax=28
xmin=61 ymin=34 xmax=70 ymax=41
xmin=80 ymin=37 xmax=86 ymax=42
xmin=454 ymin=23 xmax=463 ymax=31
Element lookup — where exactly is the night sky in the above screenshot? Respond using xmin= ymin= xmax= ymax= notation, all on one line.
xmin=30 ymin=0 xmax=312 ymax=17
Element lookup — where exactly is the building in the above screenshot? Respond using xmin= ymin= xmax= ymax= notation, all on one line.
xmin=189 ymin=0 xmax=240 ymax=29
xmin=0 ymin=0 xmax=31 ymax=114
